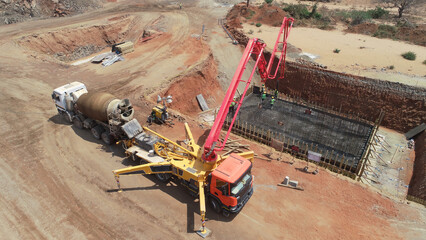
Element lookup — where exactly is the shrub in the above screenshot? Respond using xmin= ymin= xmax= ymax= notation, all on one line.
xmin=367 ymin=7 xmax=389 ymax=19
xmin=422 ymin=60 xmax=426 ymax=65
xmin=335 ymin=9 xmax=375 ymax=25
xmin=333 ymin=48 xmax=340 ymax=53
xmin=265 ymin=0 xmax=273 ymax=4
xmin=401 ymin=52 xmax=416 ymax=61
xmin=255 ymin=23 xmax=262 ymax=27
xmin=248 ymin=29 xmax=254 ymax=34
xmin=389 ymin=65 xmax=395 ymax=70
xmin=349 ymin=10 xmax=372 ymax=25
xmin=373 ymin=24 xmax=398 ymax=38
xmin=283 ymin=4 xmax=311 ymax=19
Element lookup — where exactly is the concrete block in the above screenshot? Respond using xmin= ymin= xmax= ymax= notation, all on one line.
xmin=289 ymin=180 xmax=298 ymax=188
xmin=283 ymin=176 xmax=289 ymax=185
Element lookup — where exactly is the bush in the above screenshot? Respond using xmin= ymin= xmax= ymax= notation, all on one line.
xmin=388 ymin=65 xmax=395 ymax=70
xmin=401 ymin=52 xmax=416 ymax=61
xmin=333 ymin=48 xmax=340 ymax=53
xmin=349 ymin=10 xmax=372 ymax=25
xmin=422 ymin=60 xmax=426 ymax=65
xmin=373 ymin=24 xmax=398 ymax=38
xmin=283 ymin=4 xmax=311 ymax=19
xmin=265 ymin=0 xmax=273 ymax=4
xmin=367 ymin=7 xmax=389 ymax=19
xmin=248 ymin=29 xmax=254 ymax=34
xmin=255 ymin=23 xmax=262 ymax=27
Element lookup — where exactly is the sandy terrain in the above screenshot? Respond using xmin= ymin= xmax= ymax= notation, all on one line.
xmin=243 ymin=23 xmax=426 ymax=87
xmin=0 ymin=0 xmax=425 ymax=239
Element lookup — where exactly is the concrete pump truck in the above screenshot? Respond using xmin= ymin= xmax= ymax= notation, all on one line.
xmin=112 ymin=17 xmax=294 ymax=237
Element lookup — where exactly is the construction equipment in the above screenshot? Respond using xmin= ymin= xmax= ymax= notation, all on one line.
xmin=51 ymin=82 xmax=139 ymax=145
xmin=112 ymin=17 xmax=294 ymax=237
xmin=147 ymin=95 xmax=172 ymax=124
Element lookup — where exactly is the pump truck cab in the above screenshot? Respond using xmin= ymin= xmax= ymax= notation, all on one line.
xmin=207 ymin=154 xmax=253 ymax=215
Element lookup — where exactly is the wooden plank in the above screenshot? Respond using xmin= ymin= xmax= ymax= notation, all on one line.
xmin=196 ymin=94 xmax=209 ymax=111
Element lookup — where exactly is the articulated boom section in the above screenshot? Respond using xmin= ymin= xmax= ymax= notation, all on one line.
xmin=203 ymin=38 xmax=267 ymax=162
xmin=266 ymin=17 xmax=294 ymax=80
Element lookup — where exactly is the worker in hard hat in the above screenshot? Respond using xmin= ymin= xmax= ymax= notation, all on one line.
xmin=270 ymin=96 xmax=276 ymax=109
xmin=274 ymin=89 xmax=278 ymax=99
xmin=261 ymin=91 xmax=266 ymax=102
xmin=260 ymin=83 xmax=265 ymax=93
xmin=229 ymin=98 xmax=236 ymax=117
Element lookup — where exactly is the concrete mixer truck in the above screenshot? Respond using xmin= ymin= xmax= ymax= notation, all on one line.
xmin=51 ymin=82 xmax=141 ymax=145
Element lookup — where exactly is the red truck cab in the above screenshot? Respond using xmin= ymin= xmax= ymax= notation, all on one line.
xmin=208 ymin=154 xmax=254 ymax=216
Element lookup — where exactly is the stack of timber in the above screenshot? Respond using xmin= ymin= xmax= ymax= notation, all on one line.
xmin=115 ymin=42 xmax=134 ymax=54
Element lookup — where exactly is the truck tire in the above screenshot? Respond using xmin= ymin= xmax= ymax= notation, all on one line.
xmin=101 ymin=132 xmax=113 ymax=145
xmin=61 ymin=111 xmax=73 ymax=123
xmin=209 ymin=197 xmax=222 ymax=213
xmin=155 ymin=173 xmax=171 ymax=183
xmin=73 ymin=118 xmax=83 ymax=129
xmin=91 ymin=126 xmax=103 ymax=140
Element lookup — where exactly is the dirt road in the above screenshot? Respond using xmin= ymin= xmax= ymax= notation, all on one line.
xmin=0 ymin=0 xmax=424 ymax=239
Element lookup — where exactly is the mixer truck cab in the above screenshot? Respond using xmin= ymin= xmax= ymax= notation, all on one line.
xmin=208 ymin=154 xmax=254 ymax=216
xmin=52 ymin=82 xmax=88 ymax=122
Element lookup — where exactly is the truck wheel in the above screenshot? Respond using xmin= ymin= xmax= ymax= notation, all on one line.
xmin=222 ymin=210 xmax=230 ymax=217
xmin=61 ymin=111 xmax=72 ymax=123
xmin=73 ymin=118 xmax=83 ymax=129
xmin=101 ymin=132 xmax=112 ymax=145
xmin=91 ymin=126 xmax=103 ymax=140
xmin=155 ymin=173 xmax=171 ymax=183
xmin=209 ymin=197 xmax=222 ymax=213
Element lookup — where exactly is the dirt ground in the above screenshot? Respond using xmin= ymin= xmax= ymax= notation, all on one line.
xmin=0 ymin=0 xmax=425 ymax=239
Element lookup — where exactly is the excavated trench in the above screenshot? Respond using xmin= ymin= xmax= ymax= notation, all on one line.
xmin=225 ymin=5 xmax=425 ymax=198
xmin=17 ymin=15 xmax=140 ymax=62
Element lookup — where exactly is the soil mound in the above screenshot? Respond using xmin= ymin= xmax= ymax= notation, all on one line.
xmin=226 ymin=3 xmax=289 ymax=29
xmin=159 ymin=54 xmax=224 ymax=117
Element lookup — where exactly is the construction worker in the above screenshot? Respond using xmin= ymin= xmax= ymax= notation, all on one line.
xmin=179 ymin=2 xmax=182 ymax=9
xmin=260 ymin=83 xmax=265 ymax=93
xmin=229 ymin=98 xmax=236 ymax=117
xmin=261 ymin=91 xmax=266 ymax=103
xmin=274 ymin=89 xmax=278 ymax=99
xmin=270 ymin=96 xmax=275 ymax=109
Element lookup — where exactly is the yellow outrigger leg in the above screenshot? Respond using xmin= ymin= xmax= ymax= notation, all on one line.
xmin=196 ymin=180 xmax=211 ymax=238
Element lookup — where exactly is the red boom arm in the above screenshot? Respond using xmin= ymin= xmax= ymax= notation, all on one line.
xmin=202 ymin=17 xmax=294 ymax=162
